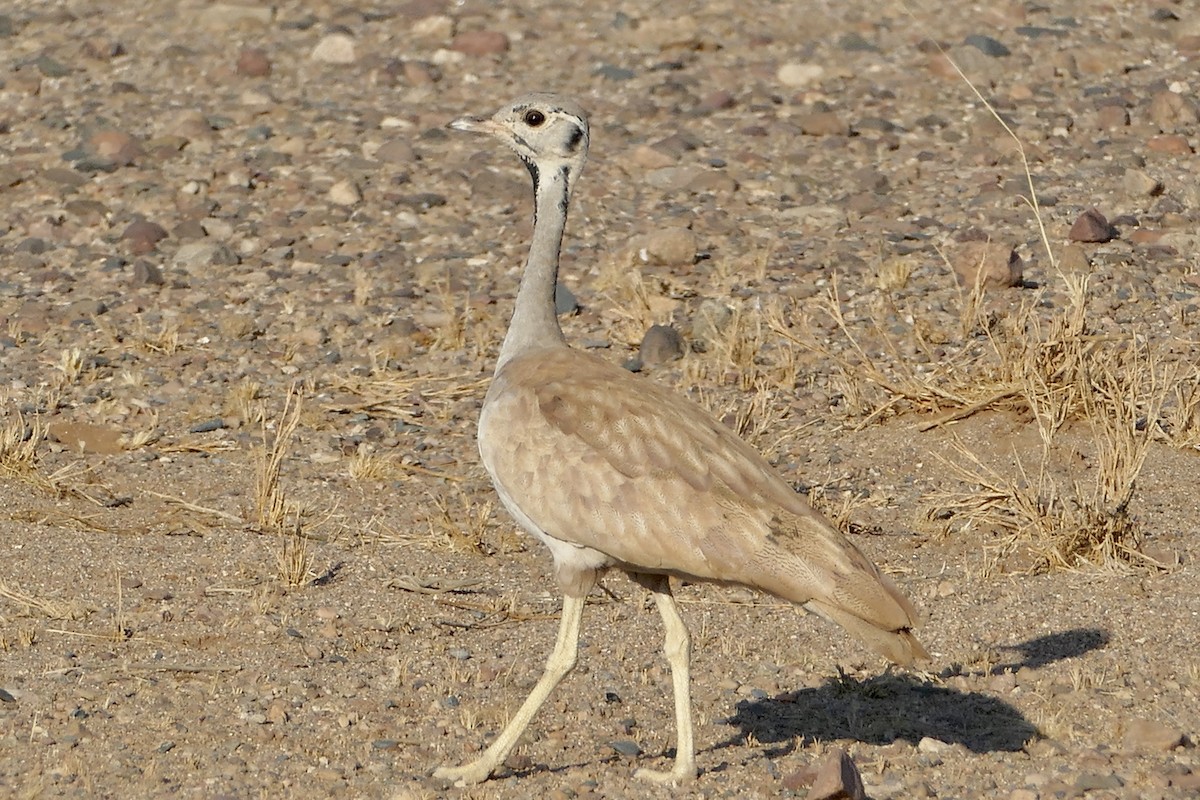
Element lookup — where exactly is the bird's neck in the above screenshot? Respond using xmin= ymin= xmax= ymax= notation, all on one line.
xmin=496 ymin=161 xmax=572 ymax=372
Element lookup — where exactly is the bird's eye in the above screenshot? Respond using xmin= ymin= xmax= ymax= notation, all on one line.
xmin=523 ymin=110 xmax=546 ymax=127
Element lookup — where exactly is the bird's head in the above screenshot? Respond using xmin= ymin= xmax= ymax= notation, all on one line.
xmin=450 ymin=93 xmax=590 ymax=185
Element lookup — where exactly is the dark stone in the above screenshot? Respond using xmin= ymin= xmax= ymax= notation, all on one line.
xmin=964 ymin=34 xmax=1011 ymax=57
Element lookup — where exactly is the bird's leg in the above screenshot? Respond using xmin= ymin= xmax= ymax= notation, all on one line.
xmin=433 ymin=586 xmax=590 ymax=786
xmin=630 ymin=573 xmax=697 ymax=784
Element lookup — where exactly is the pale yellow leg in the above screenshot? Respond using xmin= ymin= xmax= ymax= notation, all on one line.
xmin=433 ymin=592 xmax=587 ymax=786
xmin=631 ymin=573 xmax=697 ymax=784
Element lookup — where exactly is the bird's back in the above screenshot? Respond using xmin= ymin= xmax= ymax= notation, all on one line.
xmin=479 ymin=346 xmax=927 ymax=665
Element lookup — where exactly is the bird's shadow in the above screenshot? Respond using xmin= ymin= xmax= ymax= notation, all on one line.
xmin=994 ymin=627 xmax=1109 ymax=673
xmin=721 ymin=627 xmax=1109 ymax=755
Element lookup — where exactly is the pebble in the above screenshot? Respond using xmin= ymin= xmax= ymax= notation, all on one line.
xmin=411 ymin=15 xmax=454 ymax=41
xmin=951 ymin=240 xmax=1023 ymax=288
xmin=122 ymin=220 xmax=169 ymax=254
xmin=1095 ymin=105 xmax=1130 ymax=130
xmin=964 ymin=34 xmax=1011 ymax=57
xmin=87 ymin=130 xmax=142 ymax=166
xmin=1068 ymin=208 xmax=1118 ymax=243
xmin=777 ymin=62 xmax=825 ymax=88
xmin=631 ymin=227 xmax=697 ymax=266
xmin=639 ymin=324 xmax=686 ymax=366
xmin=374 ymin=139 xmax=417 ymax=164
xmin=451 ymin=30 xmax=510 ymax=56
xmin=174 ymin=241 xmax=238 ymax=269
xmin=236 ymin=47 xmax=271 ymax=77
xmin=607 ymin=739 xmax=641 ymax=756
xmin=131 ymin=260 xmax=164 ymax=286
xmin=1148 ymin=89 xmax=1199 ymax=131
xmin=1122 ymin=168 xmax=1162 ymax=197
xmin=1123 ymin=718 xmax=1185 ymax=751
xmin=1146 ymin=134 xmax=1193 ymax=155
xmin=691 ymin=298 xmax=733 ymax=349
xmin=311 ymin=33 xmax=357 ymax=64
xmin=554 ymin=283 xmax=578 ymax=315
xmin=328 ymin=179 xmax=362 ymax=206
xmin=797 ymin=111 xmax=850 ymax=137
xmin=809 ymin=748 xmax=866 ymax=800
xmin=197 ymin=3 xmax=273 ymax=29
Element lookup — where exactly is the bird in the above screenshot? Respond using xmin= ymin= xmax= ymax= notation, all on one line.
xmin=436 ymin=92 xmax=928 ymax=786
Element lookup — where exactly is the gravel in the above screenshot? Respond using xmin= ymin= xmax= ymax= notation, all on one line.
xmin=1 ymin=0 xmax=1198 ymax=798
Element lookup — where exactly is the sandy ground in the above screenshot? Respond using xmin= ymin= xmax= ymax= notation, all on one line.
xmin=1 ymin=1 xmax=1199 ymax=798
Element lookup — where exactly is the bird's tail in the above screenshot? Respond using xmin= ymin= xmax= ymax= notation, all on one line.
xmin=749 ymin=512 xmax=929 ymax=666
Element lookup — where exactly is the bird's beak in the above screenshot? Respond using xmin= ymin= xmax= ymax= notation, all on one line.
xmin=448 ymin=115 xmax=500 ymax=135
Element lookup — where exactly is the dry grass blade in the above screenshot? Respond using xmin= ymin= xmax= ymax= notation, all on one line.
xmin=254 ymin=384 xmax=303 ymax=531
xmin=0 ymin=580 xmax=89 ymax=621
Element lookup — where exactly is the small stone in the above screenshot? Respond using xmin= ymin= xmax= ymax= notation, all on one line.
xmin=218 ymin=313 xmax=258 ymax=340
xmin=311 ymin=33 xmax=356 ymax=64
xmin=174 ymin=241 xmax=239 ymax=269
xmin=1122 ymin=168 xmax=1163 ymax=198
xmin=809 ymin=748 xmax=866 ymax=800
xmin=838 ymin=32 xmax=879 ymax=53
xmin=87 ymin=130 xmax=142 ymax=166
xmin=964 ymin=34 xmax=1011 ymax=57
xmin=952 ymin=241 xmax=1023 ymax=288
xmin=1073 ymin=772 xmax=1123 ymax=791
xmin=122 ymin=220 xmax=169 ymax=254
xmin=1068 ymin=208 xmax=1117 ymax=243
xmin=608 ymin=739 xmax=641 ymax=757
xmin=631 ymin=227 xmax=697 ymax=266
xmin=411 ymin=15 xmax=454 ymax=41
xmin=375 ymin=139 xmax=416 ymax=164
xmin=1147 ymin=134 xmax=1193 ymax=155
xmin=797 ymin=111 xmax=849 ymax=137
xmin=236 ymin=47 xmax=271 ymax=77
xmin=629 ymin=144 xmax=676 ymax=170
xmin=1058 ymin=244 xmax=1090 ymax=272
xmin=451 ymin=30 xmax=509 ymax=56
xmin=639 ymin=325 xmax=686 ymax=366
xmin=198 ymin=3 xmax=273 ymax=29
xmin=782 ymin=763 xmax=820 ymax=791
xmin=628 ymin=16 xmax=700 ymax=50
xmin=554 ymin=283 xmax=578 ymax=315
xmin=594 ymin=64 xmax=636 ymax=82
xmin=131 ymin=261 xmax=164 ymax=286
xmin=1148 ymin=89 xmax=1199 ymax=131
xmin=691 ymin=298 xmax=733 ymax=350
xmin=777 ymin=62 xmax=825 ymax=88
xmin=1008 ymin=791 xmax=1038 ymax=800
xmin=1095 ymin=105 xmax=1130 ymax=130
xmin=699 ymin=90 xmax=736 ymax=111
xmin=1123 ymin=718 xmax=1185 ymax=752
xmin=328 ymin=179 xmax=362 ymax=206
xmin=36 ymin=55 xmax=71 ymax=77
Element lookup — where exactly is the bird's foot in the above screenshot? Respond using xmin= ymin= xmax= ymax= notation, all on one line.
xmin=634 ymin=764 xmax=696 ymax=785
xmin=433 ymin=761 xmax=494 ymax=786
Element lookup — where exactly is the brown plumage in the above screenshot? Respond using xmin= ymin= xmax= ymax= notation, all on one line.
xmin=435 ymin=93 xmax=928 ymax=788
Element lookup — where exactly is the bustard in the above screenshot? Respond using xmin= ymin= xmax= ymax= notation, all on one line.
xmin=437 ymin=93 xmax=928 ymax=786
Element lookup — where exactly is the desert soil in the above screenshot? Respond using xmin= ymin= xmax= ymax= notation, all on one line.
xmin=1 ymin=1 xmax=1199 ymax=798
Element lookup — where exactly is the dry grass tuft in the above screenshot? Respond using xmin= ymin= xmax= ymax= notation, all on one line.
xmin=274 ymin=524 xmax=315 ymax=587
xmin=423 ymin=486 xmax=496 ymax=554
xmin=0 ymin=411 xmax=43 ymax=480
xmin=253 ymin=384 xmax=303 ymax=531
xmin=0 ymin=580 xmax=89 ymax=621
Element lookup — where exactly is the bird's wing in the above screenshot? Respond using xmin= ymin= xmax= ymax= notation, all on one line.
xmin=482 ymin=347 xmax=816 ymax=573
